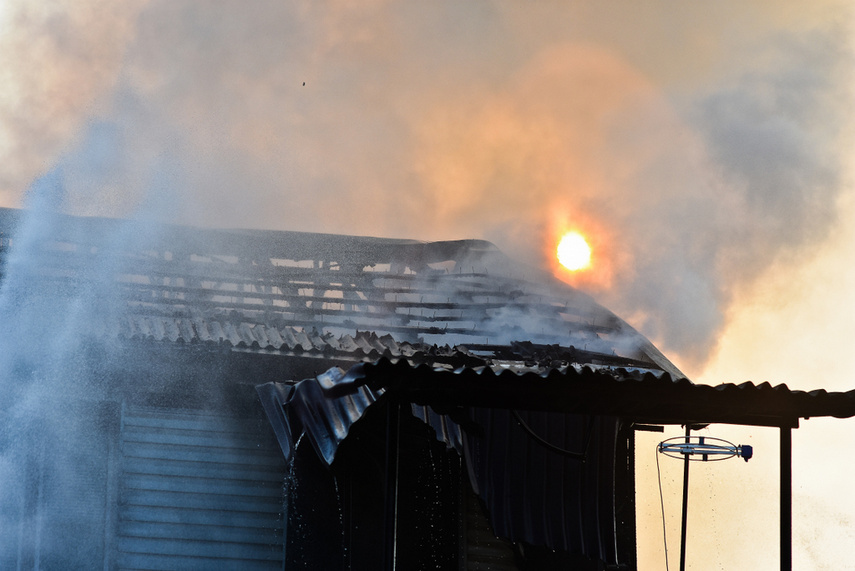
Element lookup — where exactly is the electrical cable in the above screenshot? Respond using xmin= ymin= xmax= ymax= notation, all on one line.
xmin=656 ymin=446 xmax=670 ymax=571
xmin=510 ymin=410 xmax=588 ymax=460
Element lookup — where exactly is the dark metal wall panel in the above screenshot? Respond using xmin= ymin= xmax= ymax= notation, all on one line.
xmin=115 ymin=405 xmax=286 ymax=571
xmin=464 ymin=408 xmax=624 ymax=567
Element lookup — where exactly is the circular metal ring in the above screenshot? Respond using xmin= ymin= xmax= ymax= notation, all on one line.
xmin=658 ymin=435 xmax=742 ymax=462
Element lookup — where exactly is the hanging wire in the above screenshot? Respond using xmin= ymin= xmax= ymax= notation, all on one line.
xmin=510 ymin=410 xmax=591 ymax=460
xmin=656 ymin=445 xmax=670 ymax=571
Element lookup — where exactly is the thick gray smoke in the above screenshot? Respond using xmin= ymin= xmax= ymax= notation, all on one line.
xmin=607 ymin=28 xmax=850 ymax=365
xmin=0 ymin=3 xmax=851 ymax=568
xmin=0 ymin=3 xmax=850 ymax=366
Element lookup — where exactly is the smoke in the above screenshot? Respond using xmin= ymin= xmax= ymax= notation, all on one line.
xmin=0 ymin=2 xmax=851 ymax=568
xmin=0 ymin=170 xmax=99 ymax=565
xmin=0 ymin=1 xmax=850 ymax=369
xmin=0 ymin=155 xmax=188 ymax=564
xmin=0 ymin=1 xmax=146 ymax=205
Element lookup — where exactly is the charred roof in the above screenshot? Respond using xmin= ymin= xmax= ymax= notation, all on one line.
xmin=0 ymin=206 xmax=682 ymax=377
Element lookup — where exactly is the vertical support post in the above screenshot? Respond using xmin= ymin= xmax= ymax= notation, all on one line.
xmin=679 ymin=424 xmax=691 ymax=571
xmin=780 ymin=425 xmax=792 ymax=571
xmin=384 ymin=399 xmax=401 ymax=571
xmin=680 ymin=422 xmax=692 ymax=571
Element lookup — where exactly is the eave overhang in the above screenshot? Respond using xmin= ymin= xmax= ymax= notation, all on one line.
xmin=319 ymin=357 xmax=855 ymax=428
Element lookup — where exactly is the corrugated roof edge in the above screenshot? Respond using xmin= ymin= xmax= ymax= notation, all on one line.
xmin=260 ymin=353 xmax=855 ymax=467
xmin=308 ymin=357 xmax=855 ymax=427
xmin=109 ymin=320 xmax=675 ymax=382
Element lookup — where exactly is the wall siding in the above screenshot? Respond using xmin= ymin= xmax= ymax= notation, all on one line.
xmin=115 ymin=405 xmax=286 ymax=571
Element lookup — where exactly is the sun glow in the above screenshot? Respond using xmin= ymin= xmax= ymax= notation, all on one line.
xmin=557 ymin=231 xmax=592 ymax=271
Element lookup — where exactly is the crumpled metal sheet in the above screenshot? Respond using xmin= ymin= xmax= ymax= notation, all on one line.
xmin=254 ymin=381 xmax=296 ymax=461
xmin=256 ymin=378 xmax=381 ymax=465
xmin=409 ymin=403 xmax=465 ymax=453
xmin=256 ymin=367 xmax=463 ymax=466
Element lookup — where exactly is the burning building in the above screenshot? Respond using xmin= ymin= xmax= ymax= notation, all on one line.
xmin=0 ymin=207 xmax=852 ymax=570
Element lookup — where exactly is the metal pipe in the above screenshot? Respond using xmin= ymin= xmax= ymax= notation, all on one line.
xmin=679 ymin=424 xmax=690 ymax=571
xmin=780 ymin=426 xmax=792 ymax=571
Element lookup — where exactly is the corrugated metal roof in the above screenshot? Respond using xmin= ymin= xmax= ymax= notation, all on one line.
xmin=314 ymin=357 xmax=855 ymax=426
xmin=255 ymin=358 xmax=855 ymax=480
xmin=0 ymin=206 xmax=682 ymax=378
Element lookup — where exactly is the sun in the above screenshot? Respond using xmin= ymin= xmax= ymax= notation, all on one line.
xmin=557 ymin=231 xmax=592 ymax=271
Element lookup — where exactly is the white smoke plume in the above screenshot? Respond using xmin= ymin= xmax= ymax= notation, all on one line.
xmin=0 ymin=1 xmax=850 ymax=375
xmin=0 ymin=2 xmax=852 ymax=569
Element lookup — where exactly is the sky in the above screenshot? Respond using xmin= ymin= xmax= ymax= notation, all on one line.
xmin=0 ymin=1 xmax=853 ymax=568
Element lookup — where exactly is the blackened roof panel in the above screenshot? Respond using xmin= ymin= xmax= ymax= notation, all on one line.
xmin=322 ymin=357 xmax=855 ymax=426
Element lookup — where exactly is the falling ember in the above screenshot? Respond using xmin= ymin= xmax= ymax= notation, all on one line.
xmin=557 ymin=231 xmax=592 ymax=272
